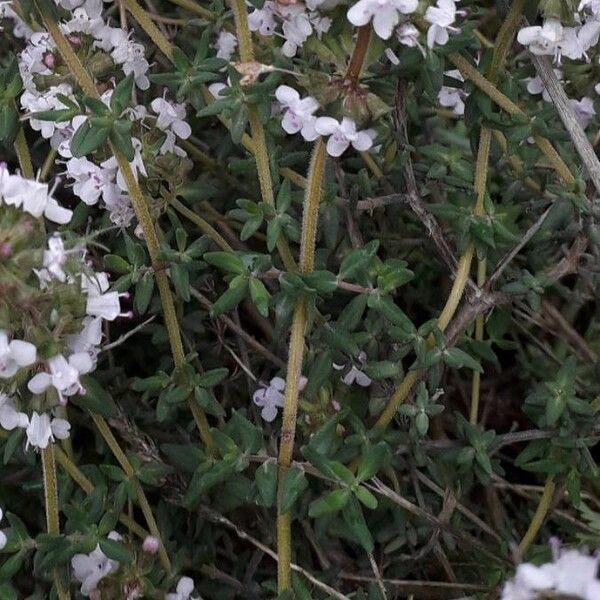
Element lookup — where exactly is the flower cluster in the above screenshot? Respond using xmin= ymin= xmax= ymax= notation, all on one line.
xmin=275 ymin=85 xmax=375 ymax=156
xmin=17 ymin=1 xmax=193 ymax=229
xmin=248 ymin=0 xmax=331 ymax=57
xmin=0 ymin=168 xmax=129 ymax=450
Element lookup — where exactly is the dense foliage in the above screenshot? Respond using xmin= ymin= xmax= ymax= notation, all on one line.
xmin=1 ymin=0 xmax=600 ymax=598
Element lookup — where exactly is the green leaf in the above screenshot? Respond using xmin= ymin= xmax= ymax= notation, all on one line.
xmin=109 ymin=119 xmax=135 ymax=161
xmin=204 ymin=252 xmax=247 ymax=274
xmin=70 ymin=118 xmax=110 ymax=157
xmin=342 ymin=496 xmax=374 ymax=552
xmin=196 ymin=368 xmax=229 ymax=388
xmin=134 ymin=272 xmax=155 ymax=314
xmin=170 ymin=263 xmax=190 ymax=302
xmin=0 ymin=104 xmax=19 ymax=143
xmin=98 ymin=538 xmax=133 ymax=564
xmin=110 ymin=74 xmax=134 ymax=115
xmin=308 ymin=488 xmax=351 ymax=517
xmin=443 ymin=347 xmax=483 ymax=372
xmin=103 ymin=254 xmax=132 ymax=275
xmin=185 ymin=460 xmax=238 ymax=506
xmin=210 ymin=276 xmax=248 ymax=317
xmin=303 ymin=270 xmax=338 ymax=294
xmin=249 ymin=277 xmax=270 ymax=317
xmin=72 ymin=377 xmax=118 ymax=417
xmin=254 ymin=459 xmax=277 ymax=507
xmin=353 ymin=485 xmax=378 ymax=510
xmin=279 ymin=466 xmax=308 ymax=513
xmin=194 ymin=387 xmax=225 ymax=417
xmin=356 ymin=442 xmax=390 ymax=482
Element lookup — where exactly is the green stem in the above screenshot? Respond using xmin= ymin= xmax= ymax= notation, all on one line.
xmin=276 ymin=139 xmax=326 ymax=592
xmin=518 ymin=475 xmax=556 ymax=555
xmin=54 ymin=447 xmax=149 ymax=539
xmin=91 ymin=413 xmax=172 ymax=573
xmin=229 ymin=0 xmax=297 ymax=272
xmin=168 ymin=198 xmax=233 ymax=252
xmin=14 ymin=127 xmax=34 ymax=179
xmin=41 ymin=445 xmax=71 ymax=600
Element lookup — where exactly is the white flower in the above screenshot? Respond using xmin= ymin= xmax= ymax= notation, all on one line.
xmin=34 ymin=234 xmax=69 ymax=286
xmin=101 ymin=138 xmax=147 ymax=191
xmin=102 ymin=184 xmax=135 ymax=227
xmin=438 ymin=69 xmax=466 ymax=115
xmin=151 ymin=97 xmax=192 ymax=139
xmin=347 ymin=0 xmax=418 ymax=40
xmin=71 ymin=532 xmax=121 ymax=596
xmin=314 ymin=116 xmax=374 ymax=157
xmin=65 ymin=157 xmax=115 ymax=206
xmin=0 ymin=393 xmax=29 ymax=431
xmin=166 ymin=576 xmax=199 ymax=600
xmin=253 ymin=376 xmax=286 ymax=422
xmin=0 ymin=330 xmax=37 ymax=379
xmin=248 ymin=2 xmax=277 ymax=36
xmin=280 ymin=4 xmax=313 ymax=57
xmin=25 ymin=412 xmax=71 ymax=450
xmin=111 ymin=38 xmax=150 ymax=89
xmin=517 ymin=18 xmax=563 ymax=57
xmin=0 ymin=507 xmax=6 ymax=551
xmin=334 ymin=351 xmax=372 ymax=387
xmin=86 ymin=291 xmax=130 ymax=320
xmin=570 ymin=97 xmax=596 ymax=129
xmin=252 ymin=376 xmax=307 ymax=421
xmin=425 ymin=0 xmax=461 ymax=48
xmin=501 ymin=547 xmax=600 ymax=600
xmin=396 ymin=22 xmax=425 ymax=54
xmin=0 ymin=170 xmax=72 ymax=224
xmin=67 ymin=316 xmax=103 ymax=365
xmin=21 ymin=84 xmax=74 ymax=140
xmin=526 ymin=69 xmax=563 ymax=102
xmin=275 ymin=85 xmax=320 ymax=141
xmin=28 ymin=354 xmax=91 ymax=403
xmin=214 ymin=30 xmax=237 ymax=60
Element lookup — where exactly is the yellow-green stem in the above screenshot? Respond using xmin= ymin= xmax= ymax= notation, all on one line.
xmin=374 ymin=0 xmax=524 ymax=429
xmin=54 ymin=447 xmax=149 ymax=539
xmin=40 ymin=147 xmax=57 ymax=181
xmin=41 ymin=445 xmax=70 ymax=600
xmin=518 ymin=475 xmax=556 ymax=555
xmin=168 ymin=198 xmax=233 ymax=251
xmin=37 ymin=2 xmax=215 ymax=454
xmin=469 ymin=258 xmax=486 ymax=424
xmin=14 ymin=127 xmax=34 ymax=179
xmin=122 ymin=0 xmax=173 ymax=59
xmin=277 ymin=139 xmax=326 ymax=592
xmin=229 ymin=0 xmax=297 ymax=271
xmin=449 ymin=53 xmax=575 ymax=188
xmin=91 ymin=413 xmax=172 ymax=573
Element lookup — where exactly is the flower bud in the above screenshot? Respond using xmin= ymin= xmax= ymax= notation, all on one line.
xmin=42 ymin=52 xmax=56 ymax=70
xmin=142 ymin=536 xmax=160 ymax=554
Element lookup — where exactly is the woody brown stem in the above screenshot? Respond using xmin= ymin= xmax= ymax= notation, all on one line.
xmin=346 ymin=24 xmax=371 ymax=86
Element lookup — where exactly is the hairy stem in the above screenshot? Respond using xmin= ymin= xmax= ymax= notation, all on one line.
xmin=277 ymin=139 xmax=327 ymax=591
xmin=229 ymin=0 xmax=297 ymax=271
xmin=41 ymin=445 xmax=71 ymax=600
xmin=14 ymin=127 xmax=34 ymax=179
xmin=54 ymin=447 xmax=150 ymax=538
xmin=91 ymin=413 xmax=172 ymax=573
